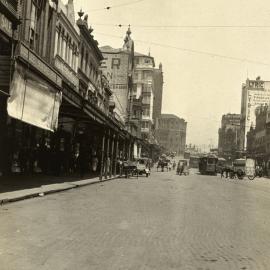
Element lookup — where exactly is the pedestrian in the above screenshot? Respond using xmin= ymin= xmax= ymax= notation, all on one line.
xmin=221 ymin=167 xmax=225 ymax=178
xmin=78 ymin=150 xmax=86 ymax=178
xmin=173 ymin=161 xmax=176 ymax=170
xmin=91 ymin=153 xmax=98 ymax=173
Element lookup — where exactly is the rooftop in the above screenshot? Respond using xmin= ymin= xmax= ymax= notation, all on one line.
xmin=99 ymin=46 xmax=123 ymax=54
xmin=160 ymin=114 xmax=186 ymax=122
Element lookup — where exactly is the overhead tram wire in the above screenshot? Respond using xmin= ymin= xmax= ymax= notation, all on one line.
xmin=91 ymin=23 xmax=270 ymax=29
xmin=95 ymin=31 xmax=270 ymax=67
xmin=85 ymin=0 xmax=148 ymax=13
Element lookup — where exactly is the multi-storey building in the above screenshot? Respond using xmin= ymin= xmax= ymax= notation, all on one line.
xmin=0 ymin=0 xmax=137 ymax=178
xmin=240 ymin=77 xmax=270 ymax=151
xmin=1 ymin=0 xmax=63 ymax=175
xmin=100 ymin=28 xmax=134 ymax=124
xmin=152 ymin=63 xmax=163 ymax=123
xmin=133 ymin=52 xmax=155 ymax=141
xmin=218 ymin=113 xmax=241 ymax=159
xmin=246 ymin=105 xmax=269 ymax=164
xmin=155 ymin=114 xmax=187 ymax=155
xmin=52 ymin=2 xmax=132 ymax=177
xmin=0 ymin=0 xmax=21 ymax=175
xmin=100 ymin=28 xmax=143 ymax=159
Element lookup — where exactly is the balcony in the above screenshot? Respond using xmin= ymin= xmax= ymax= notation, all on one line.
xmin=0 ymin=0 xmax=18 ymax=15
xmin=17 ymin=42 xmax=62 ymax=87
xmin=142 ymin=99 xmax=151 ymax=105
xmin=142 ymin=115 xmax=151 ymax=121
xmin=55 ymin=55 xmax=79 ymax=90
xmin=142 ymin=87 xmax=152 ymax=94
xmin=135 ymin=64 xmax=154 ymax=70
xmin=133 ymin=78 xmax=153 ymax=85
xmin=141 ymin=127 xmax=150 ymax=133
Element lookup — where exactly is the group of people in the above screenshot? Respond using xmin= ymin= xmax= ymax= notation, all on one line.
xmin=220 ymin=164 xmax=264 ymax=179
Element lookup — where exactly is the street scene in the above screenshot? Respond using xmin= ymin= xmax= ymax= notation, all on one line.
xmin=2 ymin=0 xmax=270 ymax=269
xmin=1 ymin=169 xmax=270 ymax=270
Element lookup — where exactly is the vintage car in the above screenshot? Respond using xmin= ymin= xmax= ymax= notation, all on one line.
xmin=136 ymin=158 xmax=151 ymax=177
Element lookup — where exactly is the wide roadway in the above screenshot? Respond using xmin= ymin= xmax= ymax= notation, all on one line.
xmin=1 ymin=169 xmax=270 ymax=270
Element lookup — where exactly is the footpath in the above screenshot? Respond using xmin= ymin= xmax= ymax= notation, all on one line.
xmin=0 ymin=174 xmax=119 ymax=205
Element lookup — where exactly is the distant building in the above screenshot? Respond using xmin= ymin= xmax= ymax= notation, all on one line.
xmin=218 ymin=113 xmax=241 ymax=158
xmin=100 ymin=28 xmax=134 ymax=124
xmin=240 ymin=77 xmax=270 ymax=150
xmin=156 ymin=114 xmax=187 ymax=155
xmin=246 ymin=105 xmax=269 ymax=160
xmin=133 ymin=52 xmax=155 ymax=141
xmin=152 ymin=63 xmax=163 ymax=123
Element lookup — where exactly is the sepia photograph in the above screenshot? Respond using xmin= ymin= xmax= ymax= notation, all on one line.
xmin=1 ymin=0 xmax=270 ymax=269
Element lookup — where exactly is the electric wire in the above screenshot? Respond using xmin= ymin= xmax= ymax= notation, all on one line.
xmin=91 ymin=23 xmax=270 ymax=29
xmin=95 ymin=31 xmax=270 ymax=66
xmin=85 ymin=0 xmax=147 ymax=12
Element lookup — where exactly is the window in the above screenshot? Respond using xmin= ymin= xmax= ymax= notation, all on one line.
xmin=141 ymin=122 xmax=149 ymax=129
xmin=143 ymin=109 xmax=150 ymax=117
xmin=144 ymin=58 xmax=150 ymax=64
xmin=144 ymin=71 xmax=150 ymax=79
xmin=80 ymin=46 xmax=84 ymax=69
xmin=85 ymin=52 xmax=89 ymax=73
xmin=143 ymin=96 xmax=151 ymax=104
xmin=29 ymin=2 xmax=38 ymax=50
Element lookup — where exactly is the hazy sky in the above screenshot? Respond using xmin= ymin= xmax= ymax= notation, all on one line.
xmin=66 ymin=0 xmax=270 ymax=148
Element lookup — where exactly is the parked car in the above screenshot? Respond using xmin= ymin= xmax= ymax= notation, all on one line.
xmin=136 ymin=158 xmax=151 ymax=177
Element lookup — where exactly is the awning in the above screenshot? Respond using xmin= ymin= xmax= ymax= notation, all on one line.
xmin=7 ymin=64 xmax=62 ymax=131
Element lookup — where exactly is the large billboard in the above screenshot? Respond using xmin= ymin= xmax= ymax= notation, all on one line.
xmin=244 ymin=80 xmax=270 ymax=148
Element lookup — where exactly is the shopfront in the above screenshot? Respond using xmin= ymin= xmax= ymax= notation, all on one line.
xmin=0 ymin=1 xmax=20 ymax=176
xmin=1 ymin=40 xmax=62 ymax=176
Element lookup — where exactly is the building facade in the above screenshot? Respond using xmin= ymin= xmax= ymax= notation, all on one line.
xmin=218 ymin=113 xmax=241 ymax=159
xmin=240 ymin=77 xmax=270 ymax=151
xmin=100 ymin=29 xmax=134 ymax=124
xmin=0 ymin=0 xmax=137 ymax=178
xmin=133 ymin=52 xmax=155 ymax=142
xmin=246 ymin=105 xmax=269 ymax=159
xmin=100 ymin=29 xmax=144 ymax=159
xmin=0 ymin=0 xmax=21 ymax=175
xmin=155 ymin=114 xmax=187 ymax=155
xmin=1 ymin=0 xmax=63 ymax=175
xmin=152 ymin=63 xmax=163 ymax=124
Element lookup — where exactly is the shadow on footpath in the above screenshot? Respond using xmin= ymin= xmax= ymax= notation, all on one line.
xmin=0 ymin=173 xmax=99 ymax=193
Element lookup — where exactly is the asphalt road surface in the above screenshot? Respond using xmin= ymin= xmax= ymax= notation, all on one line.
xmin=1 ymin=169 xmax=270 ymax=270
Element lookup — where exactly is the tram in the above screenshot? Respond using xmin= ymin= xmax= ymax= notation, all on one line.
xmin=198 ymin=154 xmax=218 ymax=175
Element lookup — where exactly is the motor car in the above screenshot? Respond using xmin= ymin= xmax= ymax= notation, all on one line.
xmin=136 ymin=158 xmax=151 ymax=177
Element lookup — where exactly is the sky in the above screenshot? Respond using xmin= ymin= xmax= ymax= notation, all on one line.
xmin=65 ymin=0 xmax=270 ymax=148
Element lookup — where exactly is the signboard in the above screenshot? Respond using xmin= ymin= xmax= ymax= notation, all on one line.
xmin=244 ymin=87 xmax=270 ymax=147
xmin=0 ymin=12 xmax=12 ymax=37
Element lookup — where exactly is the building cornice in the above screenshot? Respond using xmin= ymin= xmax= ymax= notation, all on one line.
xmin=57 ymin=10 xmax=80 ymax=42
xmin=77 ymin=19 xmax=103 ymax=61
